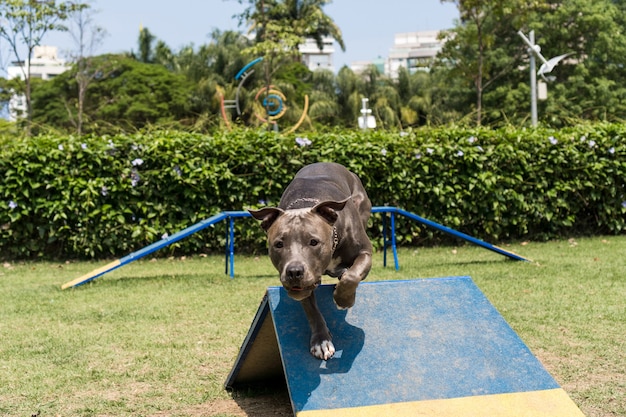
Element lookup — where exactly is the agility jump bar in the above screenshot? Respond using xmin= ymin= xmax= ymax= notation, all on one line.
xmin=61 ymin=207 xmax=529 ymax=289
xmin=61 ymin=212 xmax=229 ymax=289
xmin=373 ymin=206 xmax=530 ymax=263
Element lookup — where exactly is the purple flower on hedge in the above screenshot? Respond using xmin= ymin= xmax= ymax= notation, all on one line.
xmin=173 ymin=165 xmax=182 ymax=176
xmin=476 ymin=145 xmax=484 ymax=152
xmin=580 ymin=135 xmax=587 ymax=142
xmin=415 ymin=152 xmax=422 ymax=159
xmin=258 ymin=199 xmax=266 ymax=205
xmin=132 ymin=144 xmax=140 ymax=151
xmin=131 ymin=169 xmax=140 ymax=187
xmin=100 ymin=186 xmax=108 ymax=196
xmin=58 ymin=144 xmax=64 ymax=151
xmin=549 ymin=136 xmax=558 ymax=145
xmin=81 ymin=143 xmax=87 ymax=150
xmin=588 ymin=140 xmax=596 ymax=148
xmin=295 ymin=137 xmax=312 ymax=147
xmin=622 ymin=201 xmax=626 ymax=209
xmin=456 ymin=150 xmax=464 ymax=157
xmin=8 ymin=200 xmax=17 ymax=210
xmin=381 ymin=148 xmax=387 ymax=156
xmin=162 ymin=232 xmax=169 ymax=239
xmin=426 ymin=147 xmax=434 ymax=154
xmin=132 ymin=158 xmax=144 ymax=166
xmin=468 ymin=136 xmax=477 ymax=144
xmin=609 ymin=147 xmax=615 ymax=154
xmin=107 ymin=140 xmax=115 ymax=148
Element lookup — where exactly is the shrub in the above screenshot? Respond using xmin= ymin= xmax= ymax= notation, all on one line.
xmin=1 ymin=124 xmax=624 ymax=259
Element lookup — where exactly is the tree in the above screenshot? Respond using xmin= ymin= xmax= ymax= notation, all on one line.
xmin=308 ymin=68 xmax=340 ymax=125
xmin=135 ymin=26 xmax=156 ymax=63
xmin=31 ymin=54 xmax=193 ymax=134
xmin=437 ymin=0 xmax=538 ymax=126
xmin=274 ymin=0 xmax=344 ymax=58
xmin=66 ymin=1 xmax=107 ymax=136
xmin=334 ymin=66 xmax=363 ymax=127
xmin=396 ymin=67 xmax=438 ymax=127
xmin=0 ymin=0 xmax=84 ymax=134
xmin=237 ymin=0 xmax=343 ymax=129
xmin=528 ymin=0 xmax=626 ymax=124
xmin=237 ymin=0 xmax=299 ymax=129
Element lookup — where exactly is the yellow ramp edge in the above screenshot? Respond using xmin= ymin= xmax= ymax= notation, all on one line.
xmin=298 ymin=388 xmax=585 ymax=417
xmin=61 ymin=260 xmax=121 ymax=290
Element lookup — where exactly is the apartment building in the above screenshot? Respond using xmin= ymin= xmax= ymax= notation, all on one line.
xmin=386 ymin=30 xmax=444 ymax=78
xmin=6 ymin=46 xmax=69 ymax=121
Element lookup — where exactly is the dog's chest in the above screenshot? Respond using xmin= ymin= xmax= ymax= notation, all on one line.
xmin=324 ymin=255 xmax=347 ymax=278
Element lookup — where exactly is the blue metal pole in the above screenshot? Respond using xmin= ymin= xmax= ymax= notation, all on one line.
xmin=229 ymin=216 xmax=236 ymax=278
xmin=390 ymin=212 xmax=399 ymax=270
xmin=224 ymin=217 xmax=230 ymax=275
xmin=394 ymin=208 xmax=530 ymax=262
xmin=382 ymin=212 xmax=388 ymax=267
xmin=62 ymin=212 xmax=229 ymax=289
xmin=63 ymin=207 xmax=529 ymax=290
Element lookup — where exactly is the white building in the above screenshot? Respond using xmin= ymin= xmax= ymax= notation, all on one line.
xmin=300 ymin=37 xmax=335 ymax=72
xmin=386 ymin=30 xmax=444 ymax=78
xmin=347 ymin=31 xmax=445 ymax=78
xmin=6 ymin=45 xmax=69 ymax=121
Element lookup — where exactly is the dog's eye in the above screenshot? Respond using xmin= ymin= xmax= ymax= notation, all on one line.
xmin=309 ymin=239 xmax=319 ymax=246
xmin=274 ymin=241 xmax=283 ymax=249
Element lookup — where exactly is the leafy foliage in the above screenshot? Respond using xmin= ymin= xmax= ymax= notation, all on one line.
xmin=30 ymin=55 xmax=194 ymax=134
xmin=1 ymin=125 xmax=624 ymax=260
xmin=4 ymin=1 xmax=626 ymax=136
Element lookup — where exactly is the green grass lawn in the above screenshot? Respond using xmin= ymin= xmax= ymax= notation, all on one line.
xmin=1 ymin=236 xmax=624 ymax=416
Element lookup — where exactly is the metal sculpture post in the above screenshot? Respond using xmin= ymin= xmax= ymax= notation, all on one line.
xmin=518 ymin=30 xmax=541 ymax=126
xmin=518 ymin=30 xmax=573 ymax=127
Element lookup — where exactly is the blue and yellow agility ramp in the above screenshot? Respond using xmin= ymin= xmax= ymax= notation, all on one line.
xmin=61 ymin=208 xmax=530 ymax=289
xmin=225 ymin=277 xmax=584 ymax=416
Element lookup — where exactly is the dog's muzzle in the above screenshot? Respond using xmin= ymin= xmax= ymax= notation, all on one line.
xmin=282 ymin=262 xmax=320 ymax=300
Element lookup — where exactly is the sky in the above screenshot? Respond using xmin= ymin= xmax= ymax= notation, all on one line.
xmin=27 ymin=0 xmax=459 ymax=72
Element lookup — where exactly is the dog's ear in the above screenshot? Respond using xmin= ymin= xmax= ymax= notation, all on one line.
xmin=312 ymin=199 xmax=348 ymax=225
xmin=248 ymin=207 xmax=284 ymax=231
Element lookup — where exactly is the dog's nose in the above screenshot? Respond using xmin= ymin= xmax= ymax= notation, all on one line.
xmin=286 ymin=263 xmax=305 ymax=282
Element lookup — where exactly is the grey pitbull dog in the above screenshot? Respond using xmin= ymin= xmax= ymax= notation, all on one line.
xmin=249 ymin=162 xmax=373 ymax=360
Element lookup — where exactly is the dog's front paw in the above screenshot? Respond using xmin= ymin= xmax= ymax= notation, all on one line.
xmin=333 ymin=278 xmax=358 ymax=309
xmin=310 ymin=338 xmax=335 ymax=360
xmin=333 ymin=290 xmax=355 ymax=310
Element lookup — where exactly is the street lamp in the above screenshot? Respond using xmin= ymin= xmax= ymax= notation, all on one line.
xmin=358 ymin=97 xmax=376 ymax=130
xmin=517 ymin=30 xmax=572 ymax=127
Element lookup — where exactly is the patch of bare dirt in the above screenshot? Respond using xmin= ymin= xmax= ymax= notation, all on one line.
xmin=207 ymin=393 xmax=292 ymax=416
xmin=151 ymin=392 xmax=293 ymax=417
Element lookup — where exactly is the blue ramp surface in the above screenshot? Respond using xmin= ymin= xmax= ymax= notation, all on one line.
xmin=225 ymin=277 xmax=584 ymax=416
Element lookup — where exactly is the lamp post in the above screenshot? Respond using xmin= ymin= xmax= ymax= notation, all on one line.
xmin=518 ymin=30 xmax=573 ymax=127
xmin=518 ymin=30 xmax=544 ymax=127
xmin=359 ymin=97 xmax=373 ymax=131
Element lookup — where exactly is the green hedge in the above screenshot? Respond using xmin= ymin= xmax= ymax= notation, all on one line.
xmin=1 ymin=124 xmax=625 ymax=259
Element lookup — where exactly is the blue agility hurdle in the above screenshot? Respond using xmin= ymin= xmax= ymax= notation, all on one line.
xmin=61 ymin=207 xmax=529 ymax=289
xmin=371 ymin=207 xmax=529 ymax=263
xmin=61 ymin=212 xmax=228 ymax=289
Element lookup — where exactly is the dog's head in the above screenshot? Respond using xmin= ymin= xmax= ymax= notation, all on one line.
xmin=249 ymin=200 xmax=346 ymax=301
